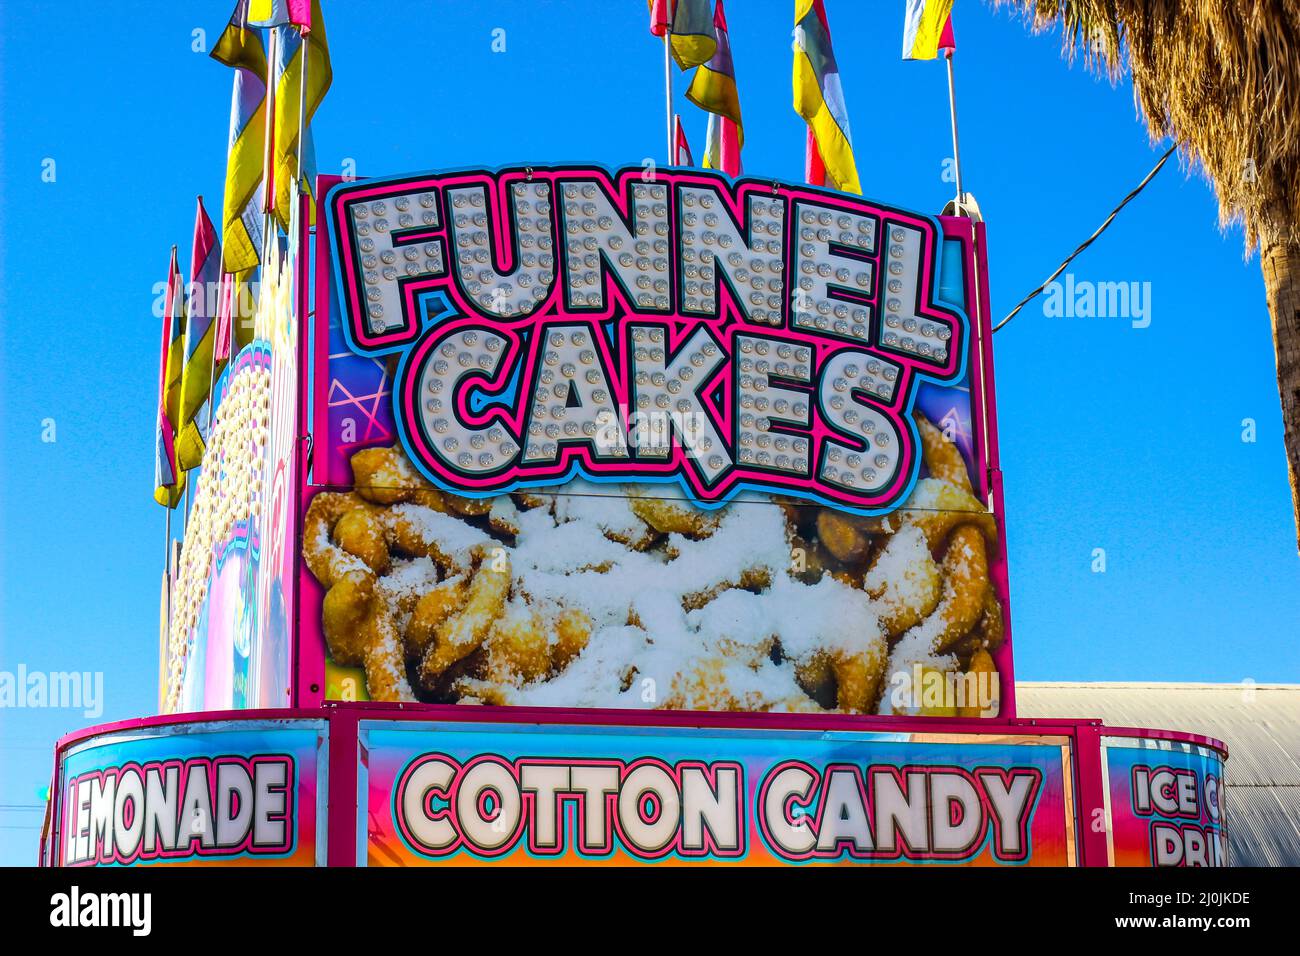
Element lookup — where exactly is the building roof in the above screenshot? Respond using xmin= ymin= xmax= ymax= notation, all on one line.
xmin=1016 ymin=682 xmax=1300 ymax=867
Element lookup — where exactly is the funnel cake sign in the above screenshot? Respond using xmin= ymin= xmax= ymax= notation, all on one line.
xmin=326 ymin=165 xmax=968 ymax=513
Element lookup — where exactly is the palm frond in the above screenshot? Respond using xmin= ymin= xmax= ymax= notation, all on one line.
xmin=990 ymin=0 xmax=1300 ymax=247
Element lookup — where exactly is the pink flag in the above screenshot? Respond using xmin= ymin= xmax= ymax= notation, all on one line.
xmin=289 ymin=0 xmax=311 ymax=32
xmin=719 ymin=116 xmax=742 ymax=176
xmin=187 ymin=198 xmax=221 ymax=334
xmin=938 ymin=15 xmax=955 ymax=52
xmin=649 ymin=0 xmax=671 ymax=36
xmin=247 ymin=0 xmax=312 ymax=32
xmin=674 ymin=114 xmax=693 ymax=165
xmin=154 ymin=249 xmax=186 ymax=507
xmin=806 ymin=128 xmax=826 ymax=187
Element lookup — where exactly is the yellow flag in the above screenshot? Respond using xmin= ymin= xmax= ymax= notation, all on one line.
xmin=271 ymin=0 xmax=332 ymax=228
xmin=211 ymin=4 xmax=269 ymax=275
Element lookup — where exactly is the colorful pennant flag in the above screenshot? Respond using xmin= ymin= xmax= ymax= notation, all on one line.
xmin=246 ymin=0 xmax=312 ymax=31
xmin=154 ymin=249 xmax=187 ymax=508
xmin=938 ymin=15 xmax=956 ymax=52
xmin=902 ymin=0 xmax=955 ymax=60
xmin=176 ymin=199 xmax=224 ymax=471
xmin=649 ymin=0 xmax=670 ymax=34
xmin=794 ymin=0 xmax=860 ymax=194
xmin=687 ymin=0 xmax=743 ymax=176
xmin=212 ymin=1 xmax=268 ymax=275
xmin=673 ymin=114 xmax=694 ymax=166
xmin=701 ymin=112 xmax=741 ymax=176
xmin=648 ymin=0 xmax=718 ymax=70
xmin=270 ymin=0 xmax=332 ymax=229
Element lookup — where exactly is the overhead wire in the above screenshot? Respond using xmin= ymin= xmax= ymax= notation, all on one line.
xmin=993 ymin=143 xmax=1179 ymax=333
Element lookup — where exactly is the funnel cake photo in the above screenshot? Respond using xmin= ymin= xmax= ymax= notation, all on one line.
xmin=302 ymin=411 xmax=1003 ymax=715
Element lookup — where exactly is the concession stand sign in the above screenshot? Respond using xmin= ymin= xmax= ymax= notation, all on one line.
xmin=301 ymin=165 xmax=1012 ymax=720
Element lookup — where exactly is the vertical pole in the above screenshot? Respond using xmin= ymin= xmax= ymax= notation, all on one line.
xmin=182 ymin=240 xmax=194 ymax=522
xmin=182 ymin=224 xmax=196 ymax=520
xmin=291 ymin=32 xmax=310 ymax=270
xmin=162 ymin=507 xmax=172 ymax=710
xmin=664 ymin=30 xmax=674 ymax=163
xmin=204 ymin=353 xmax=218 ymax=438
xmin=202 ymin=206 xmax=220 ymax=452
xmin=198 ymin=319 xmax=219 ymax=551
xmin=297 ymin=36 xmax=309 ymax=188
xmin=970 ymin=224 xmax=994 ymax=507
xmin=261 ymin=26 xmax=280 ymax=269
xmin=944 ymin=47 xmax=965 ymax=211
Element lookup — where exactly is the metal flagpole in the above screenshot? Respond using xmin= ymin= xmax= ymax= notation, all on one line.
xmin=181 ymin=241 xmax=194 ymax=523
xmin=204 ymin=347 xmax=218 ymax=439
xmin=297 ymin=36 xmax=308 ymax=190
xmin=162 ymin=506 xmax=172 ymax=694
xmin=243 ymin=27 xmax=308 ymax=703
xmin=942 ymin=38 xmax=988 ymax=490
xmin=944 ymin=47 xmax=965 ymax=212
xmin=227 ymin=20 xmax=284 ymax=708
xmin=200 ymin=363 xmax=218 ymax=485
xmin=260 ymin=26 xmax=279 ymax=270
xmin=198 ymin=195 xmax=219 ymax=470
xmin=664 ymin=29 xmax=674 ymax=163
xmin=291 ymin=30 xmax=309 ymax=267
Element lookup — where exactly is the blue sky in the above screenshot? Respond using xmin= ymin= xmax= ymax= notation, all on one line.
xmin=0 ymin=1 xmax=1296 ymax=865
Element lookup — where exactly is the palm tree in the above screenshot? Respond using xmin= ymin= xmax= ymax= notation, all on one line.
xmin=993 ymin=1 xmax=1300 ymax=551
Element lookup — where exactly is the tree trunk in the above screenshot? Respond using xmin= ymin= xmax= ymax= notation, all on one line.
xmin=1258 ymin=224 xmax=1300 ymax=554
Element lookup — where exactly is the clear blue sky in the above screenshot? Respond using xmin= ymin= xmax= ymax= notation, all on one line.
xmin=1 ymin=1 xmax=1296 ymax=865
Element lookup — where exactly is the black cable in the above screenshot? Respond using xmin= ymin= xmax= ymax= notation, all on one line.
xmin=993 ymin=142 xmax=1179 ymax=333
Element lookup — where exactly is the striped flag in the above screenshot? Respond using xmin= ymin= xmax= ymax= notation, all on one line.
xmin=176 ymin=199 xmax=223 ymax=471
xmin=154 ymin=249 xmax=187 ymax=508
xmin=686 ymin=0 xmax=743 ymax=176
xmin=794 ymin=0 xmax=860 ymax=194
xmin=674 ymin=114 xmax=694 ymax=166
xmin=270 ymin=0 xmax=332 ymax=229
xmin=212 ymin=1 xmax=268 ymax=275
xmin=902 ymin=0 xmax=955 ymax=60
xmin=701 ymin=111 xmax=742 ymax=176
xmin=246 ymin=0 xmax=312 ymax=31
xmin=648 ymin=0 xmax=718 ymax=70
